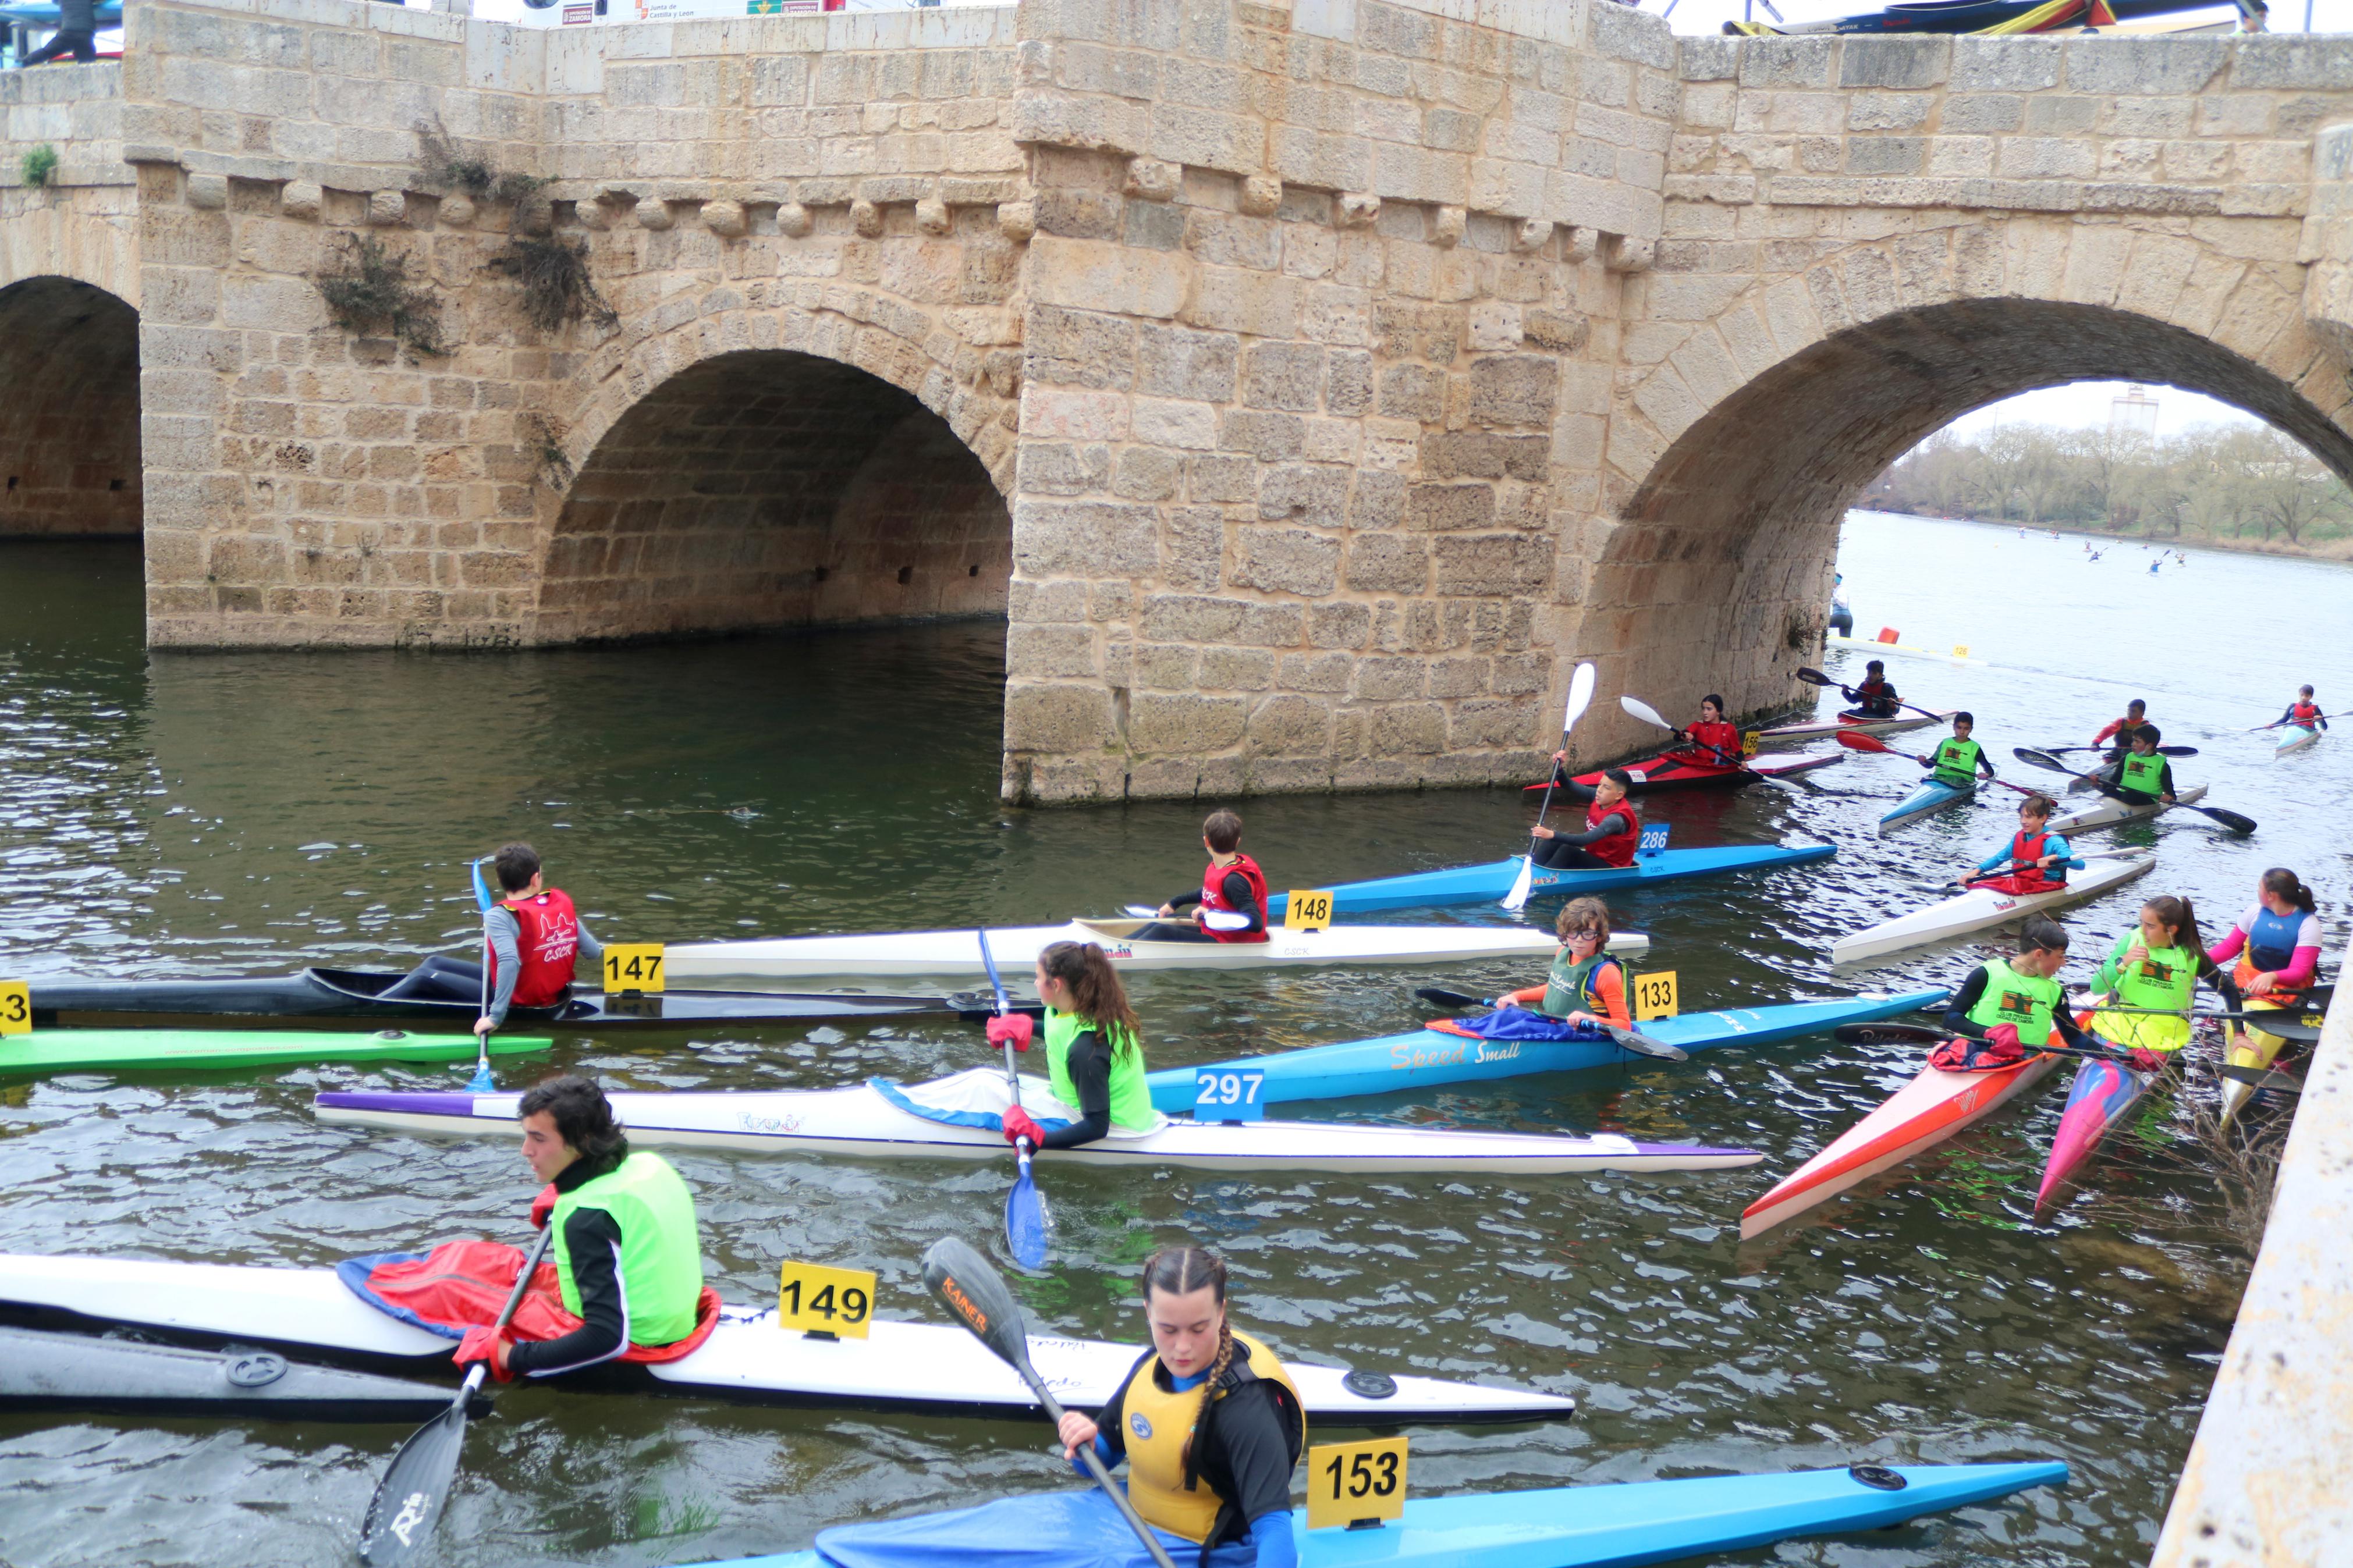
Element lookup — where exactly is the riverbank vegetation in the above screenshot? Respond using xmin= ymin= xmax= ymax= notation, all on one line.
xmin=1875 ymin=422 xmax=2353 ymax=559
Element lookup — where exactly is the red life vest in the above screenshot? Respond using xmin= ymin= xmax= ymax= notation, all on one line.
xmin=1669 ymin=720 xmax=1742 ymax=767
xmin=494 ymin=888 xmax=580 ymax=1007
xmin=2003 ymin=829 xmax=2057 ymax=893
xmin=1201 ymin=852 xmax=1269 ymax=945
xmin=2291 ymin=701 xmax=2322 ymax=723
xmin=1584 ymin=798 xmax=1640 ymax=867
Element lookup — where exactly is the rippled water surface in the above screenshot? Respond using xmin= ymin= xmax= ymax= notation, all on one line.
xmin=1 ymin=516 xmax=2344 ymax=1567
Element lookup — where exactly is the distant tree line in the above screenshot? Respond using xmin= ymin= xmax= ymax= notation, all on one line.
xmin=1870 ymin=422 xmax=2353 ymax=549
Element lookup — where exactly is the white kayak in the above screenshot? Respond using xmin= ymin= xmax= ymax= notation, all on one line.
xmin=2045 ymin=783 xmax=2206 ymax=834
xmin=1753 ymin=709 xmax=1957 ymax=748
xmin=0 ymin=1253 xmax=1570 ymax=1424
xmin=667 ymin=918 xmax=1646 ymax=984
xmin=1826 ymin=635 xmax=1983 ymax=667
xmin=2275 ymin=724 xmax=2322 ymax=756
xmin=315 ymin=1068 xmax=1762 ymax=1176
xmin=1830 ymin=851 xmax=2154 ymax=965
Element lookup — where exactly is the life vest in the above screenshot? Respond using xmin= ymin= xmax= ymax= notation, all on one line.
xmin=546 ymin=1151 xmax=705 ymax=1349
xmin=1582 ymin=797 xmax=1639 ymax=867
xmin=2290 ymin=701 xmax=2322 ymax=725
xmin=1930 ymin=736 xmax=1984 ymax=789
xmin=1963 ymin=957 xmax=2063 ymax=1045
xmin=1116 ymin=1332 xmax=1305 ymax=1546
xmin=1541 ymin=949 xmax=1622 ymax=1021
xmin=1851 ymin=678 xmax=1897 ymax=716
xmin=1200 ymin=854 xmax=1269 ymax=945
xmin=2116 ymin=752 xmax=2166 ymax=798
xmin=496 ymin=888 xmax=580 ymax=1008
xmin=2000 ymin=828 xmax=2062 ymax=891
xmin=2092 ymin=932 xmax=2197 ymax=1052
xmin=1043 ymin=1007 xmax=1156 ymax=1132
xmin=2233 ymin=904 xmax=2314 ymax=999
xmin=1669 ymin=720 xmax=1743 ymax=767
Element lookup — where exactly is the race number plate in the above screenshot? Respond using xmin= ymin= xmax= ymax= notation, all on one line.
xmin=776 ymin=1261 xmax=875 ymax=1339
xmin=1632 ymin=970 xmax=1680 ymax=1021
xmin=1307 ymin=1436 xmax=1407 ymax=1530
xmin=1193 ymin=1067 xmax=1266 ymax=1122
xmin=1637 ymin=823 xmax=1671 ymax=855
xmin=0 ymin=980 xmax=27 ymax=1035
xmin=1283 ymin=890 xmax=1335 ymax=932
xmin=602 ymin=944 xmax=667 ymax=994
xmin=1740 ymin=730 xmax=1761 ymax=758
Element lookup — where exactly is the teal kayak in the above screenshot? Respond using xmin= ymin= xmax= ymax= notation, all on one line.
xmin=1147 ymin=989 xmax=1947 ymax=1111
xmin=677 ymin=1460 xmax=2067 ymax=1568
xmin=1265 ymin=841 xmax=1833 ymax=916
xmin=1877 ymin=774 xmax=1976 ymax=832
xmin=0 ymin=1028 xmax=551 ymax=1076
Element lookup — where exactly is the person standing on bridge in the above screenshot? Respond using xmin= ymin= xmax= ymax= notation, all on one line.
xmin=16 ymin=0 xmax=97 ymax=65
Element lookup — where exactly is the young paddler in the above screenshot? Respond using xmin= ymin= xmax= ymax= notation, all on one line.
xmin=457 ymin=1075 xmax=706 ymax=1379
xmin=2275 ymin=685 xmax=2327 ymax=737
xmin=2208 ymin=868 xmax=2323 ymax=1007
xmin=1663 ymin=694 xmax=1744 ymax=768
xmin=2084 ymin=895 xmax=2223 ymax=1061
xmin=2093 ymin=726 xmax=2176 ymax=806
xmin=2089 ymin=698 xmax=2149 ymax=757
xmin=1958 ymin=794 xmax=2081 ymax=896
xmin=1489 ymin=898 xmax=1631 ymax=1033
xmin=1139 ymin=809 xmax=1269 ymax=944
xmin=1840 ymin=660 xmax=1901 ymax=720
xmin=1528 ymin=768 xmax=1639 ymax=869
xmin=1922 ymin=710 xmax=1997 ymax=790
xmin=1056 ymin=1246 xmax=1305 ymax=1568
xmin=1930 ymin=916 xmax=2153 ymax=1071
xmin=377 ymin=841 xmax=606 ymax=1033
xmin=996 ymin=941 xmax=1155 ymax=1152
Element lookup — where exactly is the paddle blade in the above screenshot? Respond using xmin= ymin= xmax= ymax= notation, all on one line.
xmin=2199 ymin=805 xmax=2259 ymax=835
xmin=1500 ymin=854 xmax=1535 ymax=912
xmin=357 ymin=1399 xmax=469 ymax=1566
xmin=2012 ymin=747 xmax=2071 ymax=773
xmin=1835 ymin=730 xmax=1891 ymax=753
xmin=1563 ymin=662 xmax=1597 ymax=733
xmin=2220 ymin=1064 xmax=2304 ymax=1095
xmin=1794 ymin=667 xmax=1834 ymax=687
xmin=921 ymin=1235 xmax=1037 ymax=1375
xmin=1414 ymin=986 xmax=1485 ymax=1012
xmin=1122 ymin=905 xmax=1159 ymax=919
xmin=1608 ymin=1026 xmax=1688 ymax=1062
xmin=464 ymin=1060 xmax=495 ymax=1093
xmin=1619 ymin=694 xmax=1672 ymax=731
xmin=1005 ymin=1151 xmax=1049 ymax=1270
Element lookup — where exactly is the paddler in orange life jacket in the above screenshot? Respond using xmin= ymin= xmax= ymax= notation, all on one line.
xmin=374 ymin=841 xmax=605 ymax=1025
xmin=1840 ymin=660 xmax=1901 ymax=720
xmin=2276 ymin=684 xmax=2327 ymax=737
xmin=1528 ymin=767 xmax=1639 ymax=870
xmin=2089 ymin=698 xmax=2148 ymax=761
xmin=1958 ymin=793 xmax=2082 ymax=897
xmin=1056 ymin=1246 xmax=1305 ymax=1568
xmin=1137 ymin=809 xmax=1269 ymax=944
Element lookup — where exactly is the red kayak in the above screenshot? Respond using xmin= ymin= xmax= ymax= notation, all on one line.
xmin=1525 ymin=747 xmax=1846 ymax=795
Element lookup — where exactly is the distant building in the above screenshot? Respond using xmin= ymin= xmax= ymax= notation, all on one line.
xmin=2110 ymin=385 xmax=2160 ymax=442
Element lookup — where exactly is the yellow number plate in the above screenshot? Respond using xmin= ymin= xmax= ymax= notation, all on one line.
xmin=1283 ymin=890 xmax=1335 ymax=932
xmin=0 ymin=980 xmax=28 ymax=1035
xmin=1307 ymin=1436 xmax=1407 ymax=1531
xmin=1632 ymin=970 xmax=1680 ymax=1021
xmin=1951 ymin=644 xmax=1971 ymax=659
xmin=1739 ymin=730 xmax=1760 ymax=759
xmin=602 ymin=944 xmax=666 ymax=994
xmin=776 ymin=1261 xmax=876 ymax=1339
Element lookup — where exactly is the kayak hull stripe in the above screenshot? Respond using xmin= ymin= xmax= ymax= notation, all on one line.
xmin=0 ymin=1029 xmax=552 ymax=1076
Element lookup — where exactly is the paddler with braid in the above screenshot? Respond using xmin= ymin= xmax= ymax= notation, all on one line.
xmin=995 ymin=940 xmax=1156 ymax=1153
xmin=2082 ymin=894 xmax=2224 ymax=1065
xmin=1055 ymin=1246 xmax=1306 ymax=1568
xmin=1919 ymin=710 xmax=1997 ymax=791
xmin=1928 ymin=916 xmax=2157 ymax=1072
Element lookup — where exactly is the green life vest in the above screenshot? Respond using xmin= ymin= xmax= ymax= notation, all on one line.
xmin=2093 ymin=931 xmax=2196 ymax=1051
xmin=1962 ymin=957 xmax=2063 ymax=1044
xmin=2117 ymin=752 xmax=2166 ymax=797
xmin=549 ymin=1151 xmax=704 ymax=1347
xmin=1930 ymin=736 xmax=1983 ymax=789
xmin=1044 ymin=1007 xmax=1156 ymax=1131
xmin=1542 ymin=950 xmax=1619 ymax=1019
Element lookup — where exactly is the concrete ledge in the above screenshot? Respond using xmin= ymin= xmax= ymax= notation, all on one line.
xmin=2152 ymin=930 xmax=2352 ymax=1565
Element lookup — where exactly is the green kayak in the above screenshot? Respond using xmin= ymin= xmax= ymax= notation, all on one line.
xmin=0 ymin=1029 xmax=552 ymax=1076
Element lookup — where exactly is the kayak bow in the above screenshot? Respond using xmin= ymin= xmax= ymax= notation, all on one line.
xmin=1519 ymin=748 xmax=1846 ymax=795
xmin=2033 ymin=1052 xmax=2150 ymax=1212
xmin=2045 ymin=784 xmax=2207 ymax=834
xmin=1754 ymin=709 xmax=1957 ymax=748
xmin=0 ymin=1324 xmax=480 ymax=1421
xmin=1877 ymin=776 xmax=1976 ymax=833
xmin=1830 ymin=852 xmax=2153 ymax=965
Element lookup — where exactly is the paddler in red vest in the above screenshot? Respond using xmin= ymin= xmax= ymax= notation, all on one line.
xmin=1139 ymin=809 xmax=1269 ymax=944
xmin=1663 ymin=694 xmax=1745 ymax=768
xmin=1958 ymin=794 xmax=2082 ymax=896
xmin=2274 ymin=685 xmax=2327 ymax=738
xmin=2089 ymin=698 xmax=2148 ymax=759
xmin=1839 ymin=660 xmax=1901 ymax=720
xmin=479 ymin=842 xmax=606 ymax=1036
xmin=1528 ymin=768 xmax=1640 ymax=870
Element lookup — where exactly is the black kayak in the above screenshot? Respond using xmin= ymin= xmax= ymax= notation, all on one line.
xmin=0 ymin=1324 xmax=480 ymax=1421
xmin=24 ymin=967 xmax=1032 ymax=1032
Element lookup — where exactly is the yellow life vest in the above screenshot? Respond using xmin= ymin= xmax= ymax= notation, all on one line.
xmin=1116 ymin=1331 xmax=1305 ymax=1544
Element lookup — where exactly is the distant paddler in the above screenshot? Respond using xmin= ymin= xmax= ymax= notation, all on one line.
xmin=1921 ymin=710 xmax=1998 ymax=791
xmin=995 ymin=941 xmax=1156 ymax=1154
xmin=1487 ymin=898 xmax=1632 ymax=1036
xmin=1931 ymin=916 xmax=2149 ymax=1072
xmin=1055 ymin=1246 xmax=1305 ymax=1568
xmin=1839 ymin=660 xmax=1901 ymax=720
xmin=1526 ymin=768 xmax=1640 ymax=870
xmin=2083 ymin=895 xmax=2224 ymax=1062
xmin=2272 ymin=685 xmax=2327 ymax=739
xmin=1956 ymin=794 xmax=2082 ymax=896
xmin=2088 ymin=698 xmax=2149 ymax=762
xmin=1134 ymin=809 xmax=1269 ymax=944
xmin=378 ymin=842 xmax=607 ymax=1034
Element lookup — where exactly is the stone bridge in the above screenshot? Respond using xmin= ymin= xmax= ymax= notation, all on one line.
xmin=3 ymin=0 xmax=2351 ymax=802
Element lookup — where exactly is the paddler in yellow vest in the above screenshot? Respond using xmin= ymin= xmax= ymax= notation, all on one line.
xmin=1922 ymin=711 xmax=1997 ymax=791
xmin=2084 ymin=895 xmax=2221 ymax=1061
xmin=455 ymin=1074 xmax=705 ymax=1379
xmin=2094 ymin=725 xmax=2177 ymax=807
xmin=1056 ymin=1246 xmax=1305 ymax=1568
xmin=1930 ymin=916 xmax=2141 ymax=1070
xmin=996 ymin=941 xmax=1157 ymax=1151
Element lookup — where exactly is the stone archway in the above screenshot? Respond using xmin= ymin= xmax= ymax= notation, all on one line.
xmin=534 ymin=347 xmax=1011 ymax=645
xmin=0 ymin=276 xmax=141 ymax=537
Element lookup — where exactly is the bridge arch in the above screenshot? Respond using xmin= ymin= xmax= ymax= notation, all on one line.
xmin=0 ymin=275 xmax=141 ymax=538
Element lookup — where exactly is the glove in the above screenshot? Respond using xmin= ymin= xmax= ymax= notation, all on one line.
xmin=986 ymin=1014 xmax=1034 ymax=1053
xmin=530 ymin=1182 xmax=559 ymax=1231
xmin=1002 ymin=1105 xmax=1044 ymax=1148
xmin=2127 ymin=1048 xmax=2166 ymax=1074
xmin=453 ymin=1325 xmax=516 ymax=1382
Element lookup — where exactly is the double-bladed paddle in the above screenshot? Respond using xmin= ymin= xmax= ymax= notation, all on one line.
xmin=1833 ymin=730 xmax=2035 ymax=797
xmin=466 ymin=855 xmax=499 ymax=1093
xmin=1793 ymin=666 xmax=1949 ymax=726
xmin=921 ymin=1237 xmax=1180 ymax=1568
xmin=2245 ymin=712 xmax=2340 ymax=733
xmin=1119 ymin=905 xmax=1254 ymax=931
xmin=1503 ymin=662 xmax=1596 ymax=912
xmin=1830 ymin=1021 xmax=2157 ymax=1071
xmin=1616 ymin=695 xmax=1805 ymax=794
xmin=978 ymin=930 xmax=1049 ymax=1271
xmin=2062 ymin=1002 xmax=2322 ymax=1042
xmin=2010 ymin=748 xmax=2258 ymax=835
xmin=2040 ymin=742 xmax=2199 ymax=758
xmin=1414 ymin=985 xmax=1688 ymax=1061
xmin=357 ymin=1223 xmax=555 ymax=1566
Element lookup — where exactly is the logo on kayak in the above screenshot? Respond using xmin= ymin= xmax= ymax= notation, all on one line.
xmin=1130 ymin=1412 xmax=1153 ymax=1439
xmin=739 ymin=1112 xmax=805 ymax=1135
xmin=1103 ymin=944 xmax=1134 ymax=958
xmin=1472 ymin=1040 xmax=1522 ymax=1064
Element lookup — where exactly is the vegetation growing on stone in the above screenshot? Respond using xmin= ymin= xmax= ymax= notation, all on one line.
xmin=416 ymin=118 xmax=548 ymax=208
xmin=314 ymin=234 xmax=448 ymax=360
xmin=521 ymin=411 xmax=574 ymax=490
xmin=19 ymin=144 xmax=59 ymax=189
xmin=491 ymin=235 xmax=619 ymax=337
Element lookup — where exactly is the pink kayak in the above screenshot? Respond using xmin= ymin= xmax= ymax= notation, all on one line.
xmin=2033 ymin=1055 xmax=2150 ymax=1212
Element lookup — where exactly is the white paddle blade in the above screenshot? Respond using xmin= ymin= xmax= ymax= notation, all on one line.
xmin=1201 ymin=909 xmax=1253 ymax=932
xmin=1501 ymin=854 xmax=1535 ymax=912
xmin=1563 ymin=662 xmax=1598 ymax=733
xmin=1620 ymin=695 xmax=1672 ymax=731
xmin=1122 ymin=905 xmax=1159 ymax=919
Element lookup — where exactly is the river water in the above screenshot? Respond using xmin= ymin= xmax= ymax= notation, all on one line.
xmin=0 ymin=513 xmax=2342 ymax=1567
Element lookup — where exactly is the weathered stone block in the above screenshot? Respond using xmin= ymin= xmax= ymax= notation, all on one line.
xmin=1840 ymin=37 xmax=1949 ymax=89
xmin=1948 ymin=38 xmax=2060 ymax=93
xmin=1406 ymin=483 xmax=1497 ymax=532
xmin=1137 ymin=323 xmax=1237 ymax=400
xmin=281 ymin=180 xmax=322 ymax=221
xmin=1256 ymin=464 xmax=1346 ymax=528
xmin=1468 ymin=356 xmax=1559 ymax=427
xmin=1231 ymin=527 xmax=1341 ymax=596
xmin=1248 ymin=694 xmax=1332 ymax=754
xmin=185 ymin=172 xmax=228 ymax=210
xmin=1367 ymin=703 xmax=1447 ymax=756
xmin=1218 ymin=409 xmax=1305 ymax=461
xmin=1241 ymin=341 xmax=1323 ymax=411
xmin=1238 ymin=176 xmax=1282 ymax=216
xmin=779 ymin=201 xmax=814 ymax=238
xmin=1124 ymin=157 xmax=1181 ymax=201
xmin=1014 ymin=500 xmax=1158 ymax=576
xmin=704 ymin=199 xmax=748 ymax=239
xmin=1140 ymin=593 xmax=1305 ymax=647
xmin=1028 ymin=304 xmax=1136 ymax=389
xmin=1344 ymin=535 xmax=1429 ymax=593
xmin=2063 ymin=37 xmax=2224 ymax=95
xmin=1008 ymin=623 xmax=1098 ymax=678
xmin=1030 ymin=233 xmax=1187 ymax=319
xmin=1005 ymin=683 xmax=1115 ymax=752
xmin=1433 ymin=534 xmax=1552 ymax=596
xmin=1199 ymin=646 xmax=1275 ymax=690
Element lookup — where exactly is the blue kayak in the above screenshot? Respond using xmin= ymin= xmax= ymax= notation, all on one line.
xmin=1266 ymin=841 xmax=1833 ymax=917
xmin=1877 ymin=775 xmax=1976 ymax=833
xmin=1147 ymin=989 xmax=1947 ymax=1111
xmin=680 ymin=1460 xmax=2067 ymax=1568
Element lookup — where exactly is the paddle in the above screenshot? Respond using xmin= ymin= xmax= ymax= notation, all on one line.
xmin=1830 ymin=1021 xmax=2154 ymax=1071
xmin=2068 ymin=1003 xmax=2321 ymax=1042
xmin=2245 ymin=712 xmax=2340 ymax=733
xmin=466 ymin=856 xmax=498 ymax=1093
xmin=1504 ymin=662 xmax=1596 ymax=912
xmin=1616 ymin=695 xmax=1805 ymax=795
xmin=357 ymin=1223 xmax=555 ymax=1566
xmin=2041 ymin=743 xmax=2200 ymax=758
xmin=1793 ymin=666 xmax=1947 ymax=725
xmin=921 ymin=1236 xmax=1180 ymax=1568
xmin=2010 ymin=748 xmax=2258 ymax=835
xmin=977 ymin=930 xmax=1048 ymax=1271
xmin=1833 ymin=730 xmax=2035 ymax=797
xmin=1118 ymin=905 xmax=1252 ymax=931
xmin=2220 ymin=1064 xmax=2304 ymax=1095
xmin=1414 ymin=985 xmax=1690 ymax=1062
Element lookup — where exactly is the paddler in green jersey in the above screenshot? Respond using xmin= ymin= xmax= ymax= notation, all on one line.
xmin=998 ymin=940 xmax=1155 ymax=1150
xmin=456 ymin=1074 xmax=706 ymax=1379
xmin=1933 ymin=915 xmax=2113 ymax=1069
xmin=1922 ymin=712 xmax=1997 ymax=790
xmin=2095 ymin=725 xmax=2177 ymax=806
xmin=2086 ymin=895 xmax=2220 ymax=1057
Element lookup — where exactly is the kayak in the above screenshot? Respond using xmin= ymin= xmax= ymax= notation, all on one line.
xmin=2033 ymin=1053 xmax=2150 ymax=1211
xmin=2045 ymin=783 xmax=2206 ymax=834
xmin=2219 ymin=984 xmax=2332 ymax=1125
xmin=1142 ymin=990 xmax=1949 ymax=1111
xmin=1829 ymin=851 xmax=2153 ymax=965
xmin=1826 ymin=634 xmax=1983 ymax=667
xmin=1877 ymin=775 xmax=1976 ymax=833
xmin=1518 ymin=748 xmax=1846 ymax=795
xmin=678 ymin=1461 xmax=2069 ymax=1568
xmin=0 ymin=1324 xmax=476 ymax=1421
xmin=313 ymin=1069 xmax=1762 ymax=1175
xmin=0 ymin=1253 xmax=1574 ymax=1425
xmin=665 ymin=919 xmax=1639 ymax=984
xmin=18 ymin=966 xmax=1025 ymax=1031
xmin=0 ymin=1026 xmax=554 ymax=1076
xmin=2275 ymin=724 xmax=2322 ymax=756
xmin=1259 ymin=843 xmax=1834 ymax=918
xmin=1753 ymin=709 xmax=1957 ymax=748
xmin=1740 ymin=1038 xmax=2067 ymax=1238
